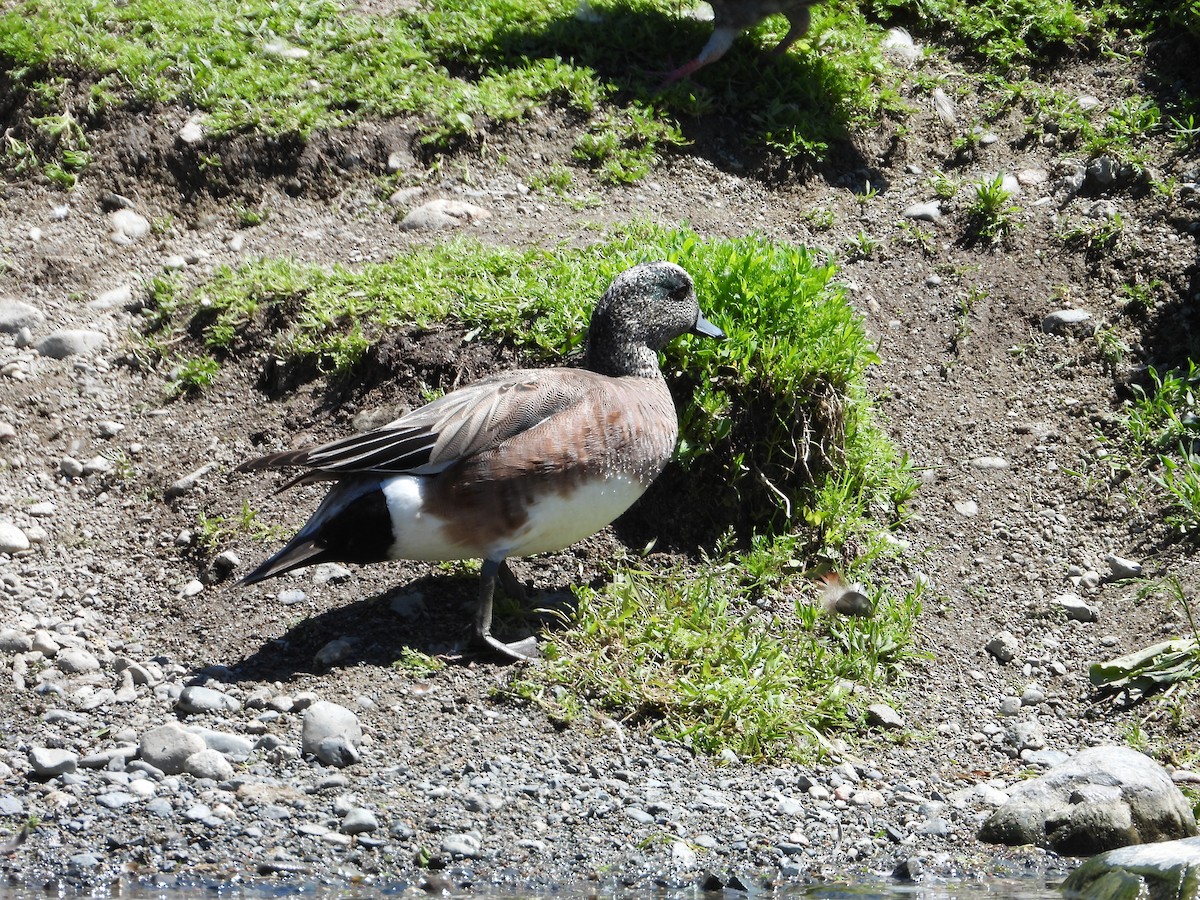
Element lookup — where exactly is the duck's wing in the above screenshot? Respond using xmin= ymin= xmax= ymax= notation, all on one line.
xmin=238 ymin=368 xmax=595 ymax=480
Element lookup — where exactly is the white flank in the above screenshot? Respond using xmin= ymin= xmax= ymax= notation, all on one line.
xmin=380 ymin=474 xmax=647 ymax=562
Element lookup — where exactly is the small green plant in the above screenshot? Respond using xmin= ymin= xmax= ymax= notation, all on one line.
xmin=168 ymin=355 xmax=221 ymax=397
xmin=572 ymin=105 xmax=686 ymax=185
xmin=1117 ymin=280 xmax=1161 ymax=315
xmin=392 ymin=647 xmax=445 ymax=677
xmin=844 ymin=229 xmax=880 ymax=260
xmin=1093 ymin=324 xmax=1129 ymax=373
xmin=233 ymin=204 xmax=269 ymax=227
xmin=951 ymin=286 xmax=986 ymax=354
xmin=965 ymin=174 xmax=1019 ymax=243
xmin=802 ymin=208 xmax=835 ymax=231
xmin=194 ymin=500 xmax=284 ymax=552
xmin=928 ymin=170 xmax=958 ymax=201
xmin=528 ymin=164 xmax=573 ymax=194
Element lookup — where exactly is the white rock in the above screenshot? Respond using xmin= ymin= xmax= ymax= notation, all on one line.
xmin=0 ymin=297 xmax=45 ymax=334
xmin=1055 ymin=592 xmax=1098 ymax=622
xmin=301 ymin=701 xmax=362 ymax=767
xmin=91 ymin=285 xmax=133 ymax=310
xmin=179 ymin=114 xmax=207 ymax=144
xmin=36 ymin=330 xmax=107 ymax=359
xmin=109 ymin=209 xmax=151 ymax=244
xmin=985 ymin=631 xmax=1019 ymax=663
xmin=398 ymin=199 xmax=491 ymax=231
xmin=56 ymin=647 xmax=101 ymax=674
xmin=0 ymin=522 xmax=30 ymax=554
xmin=970 ymin=456 xmax=1009 ymax=470
xmin=1105 ymin=554 xmax=1142 ymax=579
xmin=184 ymin=748 xmax=234 ymax=780
xmin=140 ymin=723 xmax=207 ymax=775
xmin=29 ymin=747 xmax=78 ymax=777
xmin=904 ymin=200 xmax=941 ymax=221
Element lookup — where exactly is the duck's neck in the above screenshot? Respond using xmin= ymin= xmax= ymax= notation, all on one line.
xmin=585 ymin=342 xmax=662 ymax=379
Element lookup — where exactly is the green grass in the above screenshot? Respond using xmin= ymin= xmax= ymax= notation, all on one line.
xmin=152 ymin=224 xmax=918 ymax=759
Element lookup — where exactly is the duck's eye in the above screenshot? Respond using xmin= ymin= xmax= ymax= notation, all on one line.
xmin=668 ymin=283 xmax=691 ymax=302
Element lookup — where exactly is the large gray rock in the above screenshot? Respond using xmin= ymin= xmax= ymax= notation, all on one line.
xmin=301 ymin=701 xmax=363 ymax=768
xmin=0 ymin=298 xmax=44 ymax=334
xmin=980 ymin=746 xmax=1197 ymax=856
xmin=140 ymin=723 xmax=207 ymax=775
xmin=36 ymin=329 xmax=107 ymax=359
xmin=1062 ymin=836 xmax=1200 ymax=900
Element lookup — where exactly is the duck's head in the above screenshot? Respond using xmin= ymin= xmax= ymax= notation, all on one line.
xmin=585 ymin=261 xmax=724 ymax=377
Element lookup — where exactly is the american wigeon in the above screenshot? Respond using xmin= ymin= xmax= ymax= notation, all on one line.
xmin=660 ymin=0 xmax=820 ymax=86
xmin=239 ymin=261 xmax=724 ymax=660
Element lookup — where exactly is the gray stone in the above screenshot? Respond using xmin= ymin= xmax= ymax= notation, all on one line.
xmin=140 ymin=723 xmax=207 ymax=775
xmin=314 ymin=636 xmax=357 ymax=668
xmin=0 ymin=629 xmax=31 ymax=652
xmin=301 ymin=701 xmax=362 ymax=767
xmin=0 ymin=298 xmax=44 ymax=334
xmin=1105 ymin=554 xmax=1143 ymax=579
xmin=29 ymin=747 xmax=78 ymax=776
xmin=903 ymin=201 xmax=941 ymax=221
xmin=1042 ymin=309 xmax=1094 ymax=335
xmin=0 ymin=523 xmax=30 ymax=554
xmin=979 ymin=746 xmax=1198 ymax=855
xmin=1061 ymin=836 xmax=1200 ymax=900
xmin=866 ymin=703 xmax=905 ymax=729
xmin=442 ymin=832 xmax=483 ymax=858
xmin=970 ymin=456 xmax=1009 ymax=470
xmin=1056 ymin=592 xmax=1099 ymax=622
xmin=398 ymin=199 xmax=491 ymax=231
xmin=97 ymin=791 xmax=139 ymax=809
xmin=340 ymin=807 xmax=379 ymax=834
xmin=110 ymin=209 xmax=151 ymax=244
xmin=184 ymin=748 xmax=234 ymax=780
xmin=192 ymin=729 xmax=254 ymax=761
xmin=36 ymin=330 xmax=107 ymax=359
xmin=1088 ymin=155 xmax=1120 ymax=186
xmin=986 ymin=631 xmax=1020 ymax=663
xmin=177 ymin=685 xmax=241 ymax=715
xmin=56 ymin=647 xmax=101 ymax=674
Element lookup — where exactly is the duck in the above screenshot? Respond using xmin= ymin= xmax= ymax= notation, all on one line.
xmin=659 ymin=0 xmax=821 ymax=86
xmin=238 ymin=261 xmax=724 ymax=660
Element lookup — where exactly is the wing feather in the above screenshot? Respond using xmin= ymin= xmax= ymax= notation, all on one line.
xmin=239 ymin=367 xmax=597 ymax=478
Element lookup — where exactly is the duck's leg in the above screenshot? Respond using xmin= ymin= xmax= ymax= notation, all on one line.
xmin=475 ymin=558 xmax=539 ymax=661
xmin=768 ymin=4 xmax=812 ymax=55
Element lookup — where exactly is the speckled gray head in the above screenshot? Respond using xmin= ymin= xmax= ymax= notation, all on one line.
xmin=585 ymin=261 xmax=724 ymax=378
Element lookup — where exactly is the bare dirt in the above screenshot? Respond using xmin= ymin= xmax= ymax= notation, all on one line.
xmin=1 ymin=19 xmax=1199 ymax=895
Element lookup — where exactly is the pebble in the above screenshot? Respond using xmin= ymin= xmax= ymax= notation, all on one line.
xmin=109 ymin=209 xmax=151 ymax=244
xmin=1054 ymin=592 xmax=1098 ymax=622
xmin=1104 ymin=554 xmax=1142 ymax=579
xmin=56 ymin=647 xmax=101 ymax=674
xmin=29 ymin=747 xmax=78 ymax=776
xmin=0 ymin=629 xmax=32 ymax=652
xmin=997 ymin=696 xmax=1021 ymax=716
xmin=340 ymin=807 xmax=379 ymax=834
xmin=398 ymin=199 xmax=491 ymax=231
xmin=184 ymin=748 xmax=235 ymax=780
xmin=985 ymin=631 xmax=1019 ymax=663
xmin=442 ymin=832 xmax=483 ymax=858
xmin=314 ymin=636 xmax=358 ymax=668
xmin=970 ymin=456 xmax=1008 ymax=470
xmin=179 ymin=114 xmax=206 ymax=143
xmin=671 ymin=840 xmax=698 ymax=868
xmin=140 ymin=723 xmax=207 ymax=775
xmin=903 ymin=201 xmax=941 ymax=221
xmin=1041 ymin=309 xmax=1093 ymax=335
xmin=866 ymin=703 xmax=905 ymax=729
xmin=36 ymin=330 xmax=108 ymax=359
xmin=177 ymin=685 xmax=241 ymax=715
xmin=0 ymin=522 xmax=30 ymax=554
xmin=301 ymin=701 xmax=362 ymax=767
xmin=0 ymin=298 xmax=44 ymax=334
xmin=91 ymin=285 xmax=133 ymax=310
xmin=952 ymin=499 xmax=979 ymax=517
